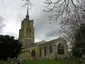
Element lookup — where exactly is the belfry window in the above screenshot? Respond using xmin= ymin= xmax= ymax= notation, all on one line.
xmin=26 ymin=28 xmax=28 ymax=35
xmin=29 ymin=28 xmax=31 ymax=37
xmin=29 ymin=28 xmax=31 ymax=33
xmin=57 ymin=43 xmax=64 ymax=55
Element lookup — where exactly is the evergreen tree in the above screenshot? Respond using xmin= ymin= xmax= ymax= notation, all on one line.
xmin=0 ymin=35 xmax=22 ymax=60
xmin=72 ymin=24 xmax=85 ymax=58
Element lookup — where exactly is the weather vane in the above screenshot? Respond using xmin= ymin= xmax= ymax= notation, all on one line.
xmin=22 ymin=0 xmax=33 ymax=15
xmin=22 ymin=0 xmax=33 ymax=8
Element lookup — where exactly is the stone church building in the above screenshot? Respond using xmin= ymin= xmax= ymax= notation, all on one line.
xmin=18 ymin=8 xmax=68 ymax=60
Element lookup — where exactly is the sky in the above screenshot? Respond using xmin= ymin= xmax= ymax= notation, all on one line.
xmin=0 ymin=0 xmax=62 ymax=42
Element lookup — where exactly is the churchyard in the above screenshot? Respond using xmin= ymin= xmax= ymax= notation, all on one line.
xmin=0 ymin=0 xmax=85 ymax=64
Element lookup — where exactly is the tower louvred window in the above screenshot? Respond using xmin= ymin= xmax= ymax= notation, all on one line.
xmin=29 ymin=28 xmax=31 ymax=33
xmin=26 ymin=28 xmax=28 ymax=35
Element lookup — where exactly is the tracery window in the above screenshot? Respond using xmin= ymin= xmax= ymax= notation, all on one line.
xmin=31 ymin=49 xmax=36 ymax=57
xmin=39 ymin=48 xmax=42 ymax=57
xmin=49 ymin=45 xmax=53 ymax=53
xmin=57 ymin=43 xmax=64 ymax=55
xmin=44 ymin=47 xmax=47 ymax=56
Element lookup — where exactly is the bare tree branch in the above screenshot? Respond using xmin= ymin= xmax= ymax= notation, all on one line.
xmin=44 ymin=0 xmax=82 ymax=22
xmin=44 ymin=0 xmax=85 ymax=42
xmin=59 ymin=0 xmax=85 ymax=42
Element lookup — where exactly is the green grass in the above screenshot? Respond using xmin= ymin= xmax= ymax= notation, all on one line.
xmin=24 ymin=59 xmax=85 ymax=64
xmin=0 ymin=59 xmax=84 ymax=64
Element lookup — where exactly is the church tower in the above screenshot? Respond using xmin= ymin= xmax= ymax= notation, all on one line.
xmin=19 ymin=7 xmax=34 ymax=48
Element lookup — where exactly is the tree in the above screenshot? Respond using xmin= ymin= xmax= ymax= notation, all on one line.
xmin=72 ymin=24 xmax=85 ymax=58
xmin=44 ymin=0 xmax=84 ymax=22
xmin=44 ymin=0 xmax=85 ymax=40
xmin=44 ymin=0 xmax=85 ymax=58
xmin=60 ymin=1 xmax=85 ymax=58
xmin=0 ymin=35 xmax=22 ymax=60
xmin=43 ymin=0 xmax=85 ymax=43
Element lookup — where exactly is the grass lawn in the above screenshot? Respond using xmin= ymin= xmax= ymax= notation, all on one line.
xmin=25 ymin=59 xmax=85 ymax=64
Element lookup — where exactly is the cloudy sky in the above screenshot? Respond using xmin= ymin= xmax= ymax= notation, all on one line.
xmin=0 ymin=0 xmax=62 ymax=42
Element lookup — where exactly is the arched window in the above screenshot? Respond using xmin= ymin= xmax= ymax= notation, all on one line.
xmin=29 ymin=28 xmax=31 ymax=37
xmin=29 ymin=28 xmax=31 ymax=33
xmin=44 ymin=47 xmax=47 ymax=56
xmin=39 ymin=48 xmax=42 ymax=57
xmin=57 ymin=43 xmax=64 ymax=55
xmin=26 ymin=28 xmax=28 ymax=35
xmin=31 ymin=49 xmax=36 ymax=57
xmin=49 ymin=45 xmax=53 ymax=53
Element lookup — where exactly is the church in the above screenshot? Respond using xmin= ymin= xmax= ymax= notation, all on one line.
xmin=18 ymin=8 xmax=68 ymax=60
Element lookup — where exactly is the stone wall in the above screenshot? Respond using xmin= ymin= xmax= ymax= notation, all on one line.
xmin=18 ymin=38 xmax=68 ymax=60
